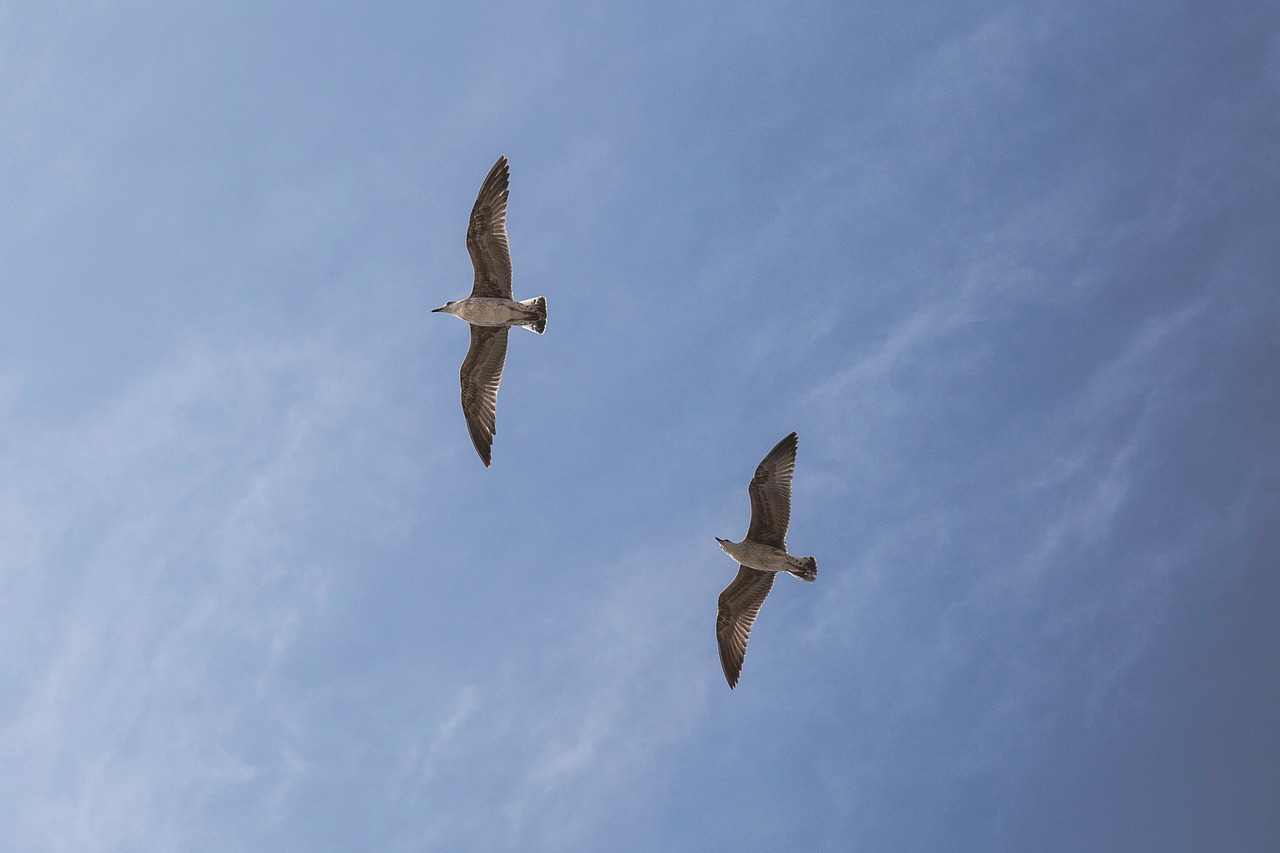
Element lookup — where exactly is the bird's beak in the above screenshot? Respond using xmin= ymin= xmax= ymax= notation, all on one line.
xmin=431 ymin=306 xmax=445 ymax=313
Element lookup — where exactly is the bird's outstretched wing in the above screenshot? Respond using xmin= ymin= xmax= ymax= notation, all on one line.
xmin=466 ymin=156 xmax=513 ymax=299
xmin=460 ymin=325 xmax=509 ymax=466
xmin=716 ymin=566 xmax=776 ymax=688
xmin=746 ymin=432 xmax=797 ymax=548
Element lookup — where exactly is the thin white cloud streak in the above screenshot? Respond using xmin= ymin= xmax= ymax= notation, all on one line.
xmin=775 ymin=0 xmax=1276 ymax=809
xmin=383 ymin=539 xmax=716 ymax=852
xmin=0 ymin=337 xmax=405 ymax=852
xmin=798 ymin=238 xmax=1243 ymax=812
xmin=793 ymin=291 xmax=1223 ymax=838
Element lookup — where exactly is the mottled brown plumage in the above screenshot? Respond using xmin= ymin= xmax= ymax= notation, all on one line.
xmin=716 ymin=566 xmax=775 ymax=689
xmin=459 ymin=325 xmax=508 ymax=467
xmin=715 ymin=432 xmax=816 ymax=688
xmin=746 ymin=431 xmax=797 ymax=549
xmin=433 ymin=156 xmax=547 ymax=467
xmin=466 ymin=156 xmax=513 ymax=300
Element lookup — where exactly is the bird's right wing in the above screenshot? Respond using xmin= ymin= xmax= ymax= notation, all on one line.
xmin=746 ymin=432 xmax=798 ymax=549
xmin=466 ymin=156 xmax=513 ymax=299
xmin=460 ymin=325 xmax=509 ymax=466
xmin=716 ymin=566 xmax=776 ymax=688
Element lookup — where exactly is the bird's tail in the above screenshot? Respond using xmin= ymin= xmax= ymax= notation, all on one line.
xmin=518 ymin=296 xmax=547 ymax=334
xmin=788 ymin=556 xmax=817 ymax=583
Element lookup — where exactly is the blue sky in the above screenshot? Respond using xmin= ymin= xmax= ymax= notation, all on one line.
xmin=1 ymin=1 xmax=1277 ymax=850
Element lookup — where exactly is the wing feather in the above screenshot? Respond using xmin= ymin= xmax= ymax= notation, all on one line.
xmin=466 ymin=156 xmax=513 ymax=299
xmin=746 ymin=432 xmax=798 ymax=548
xmin=459 ymin=326 xmax=509 ymax=466
xmin=715 ymin=566 xmax=776 ymax=688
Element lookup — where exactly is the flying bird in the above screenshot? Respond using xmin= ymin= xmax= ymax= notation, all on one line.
xmin=433 ymin=156 xmax=547 ymax=467
xmin=715 ymin=432 xmax=818 ymax=688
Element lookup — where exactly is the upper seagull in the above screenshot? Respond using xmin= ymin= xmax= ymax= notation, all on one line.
xmin=433 ymin=156 xmax=547 ymax=467
xmin=714 ymin=432 xmax=818 ymax=688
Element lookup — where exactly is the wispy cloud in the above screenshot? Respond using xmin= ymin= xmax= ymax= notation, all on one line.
xmin=0 ymin=337 xmax=399 ymax=851
xmin=378 ymin=539 xmax=718 ymax=851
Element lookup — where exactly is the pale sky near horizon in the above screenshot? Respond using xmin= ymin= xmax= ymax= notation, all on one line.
xmin=1 ymin=1 xmax=1278 ymax=850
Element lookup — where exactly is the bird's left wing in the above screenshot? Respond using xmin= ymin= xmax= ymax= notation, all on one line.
xmin=716 ymin=566 xmax=776 ymax=688
xmin=746 ymin=432 xmax=797 ymax=548
xmin=460 ymin=325 xmax=509 ymax=466
xmin=466 ymin=156 xmax=513 ymax=299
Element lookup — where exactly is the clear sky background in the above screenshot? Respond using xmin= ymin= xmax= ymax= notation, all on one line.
xmin=1 ymin=1 xmax=1277 ymax=850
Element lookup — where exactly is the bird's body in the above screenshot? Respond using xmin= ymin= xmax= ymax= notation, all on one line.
xmin=436 ymin=296 xmax=546 ymax=329
xmin=715 ymin=432 xmax=818 ymax=688
xmin=715 ymin=538 xmax=816 ymax=578
xmin=433 ymin=156 xmax=547 ymax=466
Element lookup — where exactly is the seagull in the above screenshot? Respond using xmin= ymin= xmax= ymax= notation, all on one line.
xmin=433 ymin=156 xmax=547 ymax=467
xmin=715 ymin=432 xmax=818 ymax=688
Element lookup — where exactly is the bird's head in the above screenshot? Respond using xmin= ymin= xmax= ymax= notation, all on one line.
xmin=715 ymin=537 xmax=732 ymax=553
xmin=432 ymin=301 xmax=457 ymax=314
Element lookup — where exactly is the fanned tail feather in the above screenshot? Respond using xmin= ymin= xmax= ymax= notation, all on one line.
xmin=519 ymin=296 xmax=547 ymax=334
xmin=789 ymin=556 xmax=817 ymax=583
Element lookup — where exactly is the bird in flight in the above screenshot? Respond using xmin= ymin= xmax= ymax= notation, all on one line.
xmin=433 ymin=156 xmax=547 ymax=467
xmin=715 ymin=432 xmax=818 ymax=688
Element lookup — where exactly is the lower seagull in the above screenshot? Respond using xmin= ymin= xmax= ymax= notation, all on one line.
xmin=715 ymin=432 xmax=818 ymax=688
